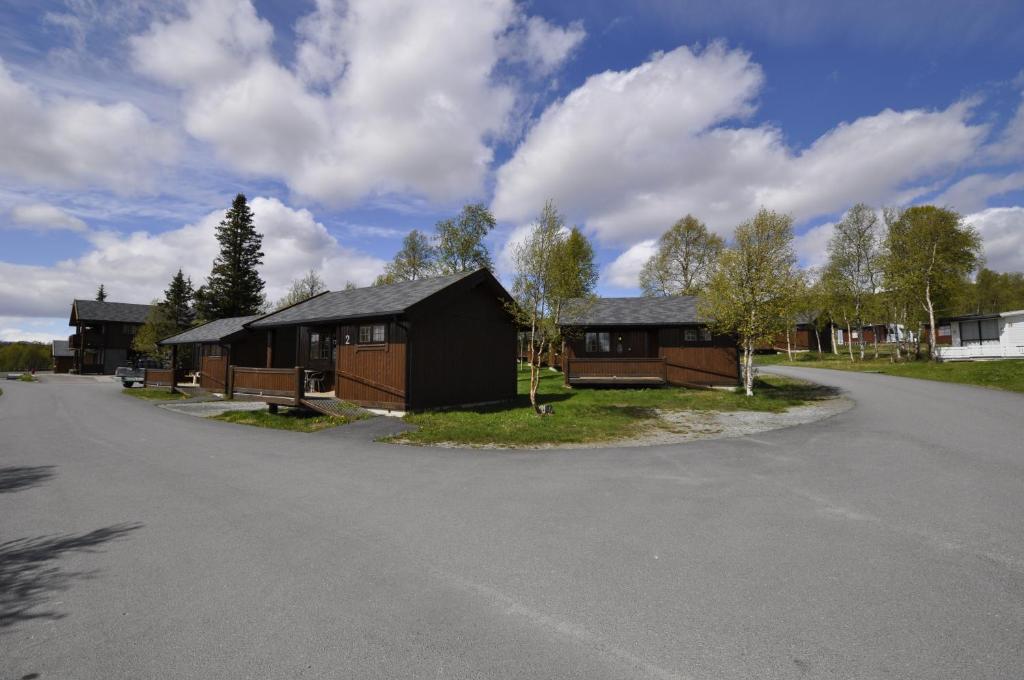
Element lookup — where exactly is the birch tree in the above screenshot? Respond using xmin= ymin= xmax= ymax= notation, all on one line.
xmin=511 ymin=200 xmax=564 ymax=412
xmin=375 ymin=229 xmax=436 ymax=285
xmin=881 ymin=206 xmax=981 ymax=360
xmin=546 ymin=226 xmax=598 ymax=367
xmin=700 ymin=209 xmax=801 ymax=396
xmin=826 ymin=203 xmax=880 ymax=360
xmin=639 ymin=215 xmax=724 ymax=296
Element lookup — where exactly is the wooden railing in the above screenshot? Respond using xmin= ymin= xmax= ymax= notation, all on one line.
xmin=566 ymin=357 xmax=667 ymax=382
xmin=144 ymin=368 xmax=176 ymax=388
xmin=227 ymin=366 xmax=304 ymax=403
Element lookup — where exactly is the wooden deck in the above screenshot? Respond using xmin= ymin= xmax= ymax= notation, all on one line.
xmin=565 ymin=357 xmax=667 ymax=386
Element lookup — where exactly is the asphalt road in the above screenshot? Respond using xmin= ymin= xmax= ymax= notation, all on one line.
xmin=2 ymin=368 xmax=1023 ymax=679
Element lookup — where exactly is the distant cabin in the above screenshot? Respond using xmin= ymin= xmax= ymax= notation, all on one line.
xmin=51 ymin=339 xmax=74 ymax=373
xmin=67 ymin=299 xmax=154 ymax=374
xmin=244 ymin=268 xmax=518 ymax=411
xmin=158 ymin=315 xmax=264 ymax=391
xmin=933 ymin=310 xmax=1024 ymax=360
xmin=558 ymin=296 xmax=739 ymax=387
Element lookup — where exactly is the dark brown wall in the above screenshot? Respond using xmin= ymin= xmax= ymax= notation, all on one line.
xmin=565 ymin=327 xmax=657 ymax=358
xmin=563 ymin=324 xmax=739 ymax=387
xmin=53 ymin=356 xmax=74 ymax=373
xmin=334 ymin=320 xmax=407 ymax=409
xmin=270 ymin=326 xmax=298 ymax=368
xmin=657 ymin=328 xmax=739 ymax=386
xmin=406 ymin=279 xmax=517 ymax=410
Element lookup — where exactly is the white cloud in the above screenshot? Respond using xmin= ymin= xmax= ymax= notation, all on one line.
xmin=0 ymin=58 xmax=177 ymax=192
xmin=988 ymin=92 xmax=1024 ymax=162
xmin=0 ymin=197 xmax=385 ymax=319
xmin=501 ymin=15 xmax=586 ymax=76
xmin=604 ymin=240 xmax=657 ymax=289
xmin=8 ymin=203 xmax=88 ymax=232
xmin=0 ymin=317 xmax=62 ymax=343
xmin=966 ymin=206 xmax=1024 ymax=273
xmin=492 ymin=43 xmax=987 ymax=247
xmin=933 ymin=172 xmax=1024 ymax=214
xmin=793 ymin=222 xmax=835 ymax=269
xmin=129 ymin=0 xmax=579 ymax=207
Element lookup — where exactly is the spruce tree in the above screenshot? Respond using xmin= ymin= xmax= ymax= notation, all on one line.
xmin=95 ymin=284 xmax=107 ymax=302
xmin=162 ymin=269 xmax=195 ymax=329
xmin=195 ymin=194 xmax=266 ymax=319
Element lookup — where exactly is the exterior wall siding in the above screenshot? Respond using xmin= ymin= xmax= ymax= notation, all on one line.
xmin=335 ymin=320 xmax=407 ymax=409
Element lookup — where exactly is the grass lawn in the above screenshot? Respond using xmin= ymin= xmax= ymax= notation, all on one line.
xmin=756 ymin=352 xmax=1024 ymax=393
xmin=211 ymin=407 xmax=354 ymax=432
xmin=394 ymin=367 xmax=829 ymax=447
xmin=122 ymin=387 xmax=191 ymax=401
xmin=18 ymin=374 xmax=36 ymax=382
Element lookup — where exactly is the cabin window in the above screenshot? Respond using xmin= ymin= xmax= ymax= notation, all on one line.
xmin=959 ymin=319 xmax=999 ymax=344
xmin=358 ymin=324 xmax=386 ymax=344
xmin=684 ymin=328 xmax=698 ymax=342
xmin=585 ymin=332 xmax=610 ymax=353
xmin=701 ymin=328 xmax=712 ymax=342
xmin=938 ymin=324 xmax=951 ymax=337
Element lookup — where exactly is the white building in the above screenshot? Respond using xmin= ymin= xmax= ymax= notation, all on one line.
xmin=934 ymin=310 xmax=1024 ymax=360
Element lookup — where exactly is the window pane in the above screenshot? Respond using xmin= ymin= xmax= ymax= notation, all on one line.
xmin=599 ymin=333 xmax=610 ymax=352
xmin=684 ymin=329 xmax=697 ymax=341
xmin=359 ymin=326 xmax=371 ymax=342
xmin=980 ymin=319 xmax=999 ymax=341
xmin=701 ymin=328 xmax=712 ymax=341
xmin=585 ymin=332 xmax=597 ymax=352
xmin=960 ymin=321 xmax=980 ymax=342
xmin=373 ymin=324 xmax=386 ymax=342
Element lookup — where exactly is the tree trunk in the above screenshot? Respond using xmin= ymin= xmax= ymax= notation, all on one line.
xmin=814 ymin=327 xmax=822 ymax=358
xmin=858 ymin=321 xmax=865 ymax=361
xmin=873 ymin=328 xmax=879 ymax=360
xmin=846 ymin=320 xmax=854 ymax=362
xmin=528 ymin=318 xmax=541 ymax=413
xmin=743 ymin=342 xmax=755 ymax=397
xmin=831 ymin=323 xmax=839 ymax=355
xmin=925 ymin=283 xmax=938 ymax=361
xmin=785 ymin=329 xmax=792 ymax=361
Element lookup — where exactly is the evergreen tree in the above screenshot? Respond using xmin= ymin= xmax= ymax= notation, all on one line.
xmin=95 ymin=284 xmax=107 ymax=302
xmin=195 ymin=194 xmax=266 ymax=319
xmin=163 ymin=269 xmax=195 ymax=329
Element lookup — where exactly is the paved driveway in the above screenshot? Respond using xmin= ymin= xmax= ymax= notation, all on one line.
xmin=1 ymin=370 xmax=1023 ymax=679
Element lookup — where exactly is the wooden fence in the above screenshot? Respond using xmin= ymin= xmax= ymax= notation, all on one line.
xmin=227 ymin=366 xmax=304 ymax=404
xmin=565 ymin=357 xmax=667 ymax=383
xmin=143 ymin=368 xmax=176 ymax=388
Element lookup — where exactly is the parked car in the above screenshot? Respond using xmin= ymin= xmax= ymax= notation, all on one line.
xmin=115 ymin=358 xmax=163 ymax=387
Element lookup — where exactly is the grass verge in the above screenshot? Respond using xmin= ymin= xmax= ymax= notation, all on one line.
xmin=18 ymin=374 xmax=36 ymax=382
xmin=756 ymin=352 xmax=1024 ymax=393
xmin=122 ymin=387 xmax=191 ymax=401
xmin=211 ymin=407 xmax=353 ymax=432
xmin=394 ymin=367 xmax=828 ymax=447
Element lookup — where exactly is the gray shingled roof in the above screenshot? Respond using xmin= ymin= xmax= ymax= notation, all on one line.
xmin=52 ymin=339 xmax=73 ymax=357
xmin=71 ymin=299 xmax=153 ymax=325
xmin=158 ymin=315 xmax=261 ymax=346
xmin=250 ymin=270 xmax=477 ymax=328
xmin=558 ymin=296 xmax=702 ymax=326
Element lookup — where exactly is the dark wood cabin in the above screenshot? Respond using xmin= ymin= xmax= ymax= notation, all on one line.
xmin=247 ymin=268 xmax=517 ymax=411
xmin=51 ymin=339 xmax=74 ymax=373
xmin=157 ymin=315 xmax=264 ymax=391
xmin=758 ymin=317 xmax=833 ymax=353
xmin=67 ymin=299 xmax=154 ymax=374
xmin=558 ymin=297 xmax=739 ymax=387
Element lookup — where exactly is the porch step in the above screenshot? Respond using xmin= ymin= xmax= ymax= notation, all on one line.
xmin=300 ymin=396 xmax=374 ymax=420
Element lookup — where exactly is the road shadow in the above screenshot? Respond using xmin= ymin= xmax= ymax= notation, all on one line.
xmin=0 ymin=466 xmax=56 ymax=493
xmin=0 ymin=522 xmax=143 ymax=630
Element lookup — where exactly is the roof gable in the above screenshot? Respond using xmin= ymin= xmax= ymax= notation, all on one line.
xmin=558 ymin=296 xmax=702 ymax=326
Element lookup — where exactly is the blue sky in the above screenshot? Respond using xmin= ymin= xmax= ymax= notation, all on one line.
xmin=1 ymin=0 xmax=1023 ymax=342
